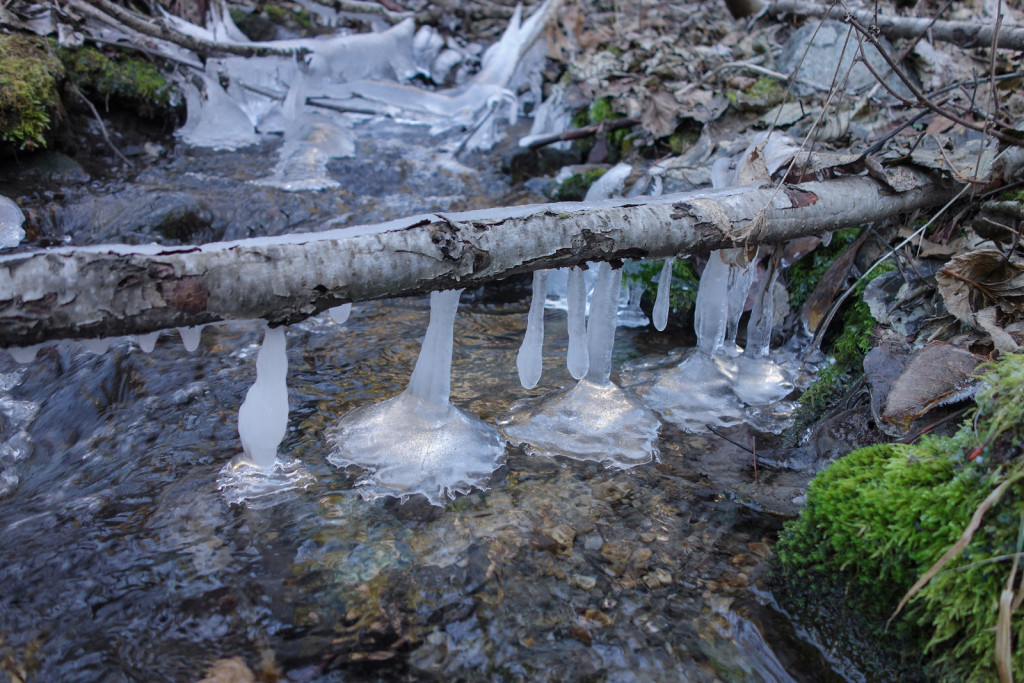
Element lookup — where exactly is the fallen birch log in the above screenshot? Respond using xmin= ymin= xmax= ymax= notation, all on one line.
xmin=767 ymin=1 xmax=1024 ymax=51
xmin=0 ymin=171 xmax=953 ymax=348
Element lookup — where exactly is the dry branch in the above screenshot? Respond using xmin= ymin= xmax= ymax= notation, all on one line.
xmin=768 ymin=1 xmax=1024 ymax=51
xmin=69 ymin=0 xmax=308 ymax=58
xmin=0 ymin=171 xmax=953 ymax=347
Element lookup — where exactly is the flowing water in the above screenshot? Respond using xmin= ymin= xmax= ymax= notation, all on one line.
xmin=0 ymin=124 xmax=849 ymax=681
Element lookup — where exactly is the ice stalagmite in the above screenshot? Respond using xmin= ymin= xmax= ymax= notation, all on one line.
xmin=653 ymin=258 xmax=674 ymax=332
xmin=517 ymin=270 xmax=548 ymax=389
xmin=327 ymin=290 xmax=504 ymax=505
xmin=728 ymin=249 xmax=794 ymax=406
xmin=500 ymin=263 xmax=660 ymax=467
xmin=566 ymin=267 xmax=589 ymax=379
xmin=724 ymin=250 xmax=756 ymax=354
xmin=218 ymin=325 xmax=313 ymax=508
xmin=693 ymin=251 xmax=731 ymax=357
xmin=623 ymin=253 xmax=745 ymax=432
xmin=238 ymin=326 xmax=288 ymax=470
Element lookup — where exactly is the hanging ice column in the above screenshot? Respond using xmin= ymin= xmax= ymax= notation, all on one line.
xmin=499 ymin=263 xmax=660 ymax=467
xmin=726 ymin=248 xmax=794 ymax=406
xmin=218 ymin=325 xmax=313 ymax=508
xmin=327 ymin=290 xmax=504 ymax=505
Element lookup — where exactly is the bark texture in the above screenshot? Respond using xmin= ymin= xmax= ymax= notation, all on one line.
xmin=0 ymin=172 xmax=952 ymax=347
xmin=769 ymin=1 xmax=1024 ymax=51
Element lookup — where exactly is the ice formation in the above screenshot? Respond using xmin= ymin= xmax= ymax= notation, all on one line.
xmin=136 ymin=332 xmax=160 ymax=353
xmin=0 ymin=196 xmax=25 ymax=249
xmin=218 ymin=325 xmax=313 ymax=508
xmin=624 ymin=132 xmax=799 ymax=433
xmin=566 ymin=267 xmax=589 ymax=379
xmin=500 ymin=263 xmax=660 ymax=467
xmin=653 ymin=258 xmax=674 ymax=332
xmin=178 ymin=326 xmax=205 ymax=352
xmin=517 ymin=270 xmax=548 ymax=389
xmin=328 ymin=303 xmax=352 ymax=325
xmin=327 ymin=290 xmax=505 ymax=504
xmin=172 ymin=0 xmax=559 ymax=158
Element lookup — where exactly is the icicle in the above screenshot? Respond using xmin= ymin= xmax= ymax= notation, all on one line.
xmin=724 ymin=250 xmax=756 ymax=353
xmin=327 ymin=289 xmax=504 ymax=505
xmin=82 ymin=338 xmax=111 ymax=355
xmin=585 ymin=263 xmax=622 ymax=384
xmin=693 ymin=251 xmax=730 ymax=356
xmin=517 ymin=270 xmax=548 ymax=389
xmin=178 ymin=326 xmax=204 ymax=352
xmin=653 ymin=258 xmax=673 ymax=332
xmin=8 ymin=345 xmax=40 ymax=364
xmin=744 ymin=250 xmax=781 ymax=360
xmin=405 ymin=289 xmax=460 ymax=409
xmin=329 ymin=303 xmax=352 ymax=325
xmin=238 ymin=326 xmax=288 ymax=470
xmin=218 ymin=324 xmax=313 ymax=508
xmin=499 ymin=262 xmax=660 ymax=467
xmin=136 ymin=332 xmax=160 ymax=353
xmin=566 ymin=267 xmax=589 ymax=379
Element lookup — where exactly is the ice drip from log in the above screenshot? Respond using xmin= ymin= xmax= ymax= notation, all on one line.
xmin=499 ymin=263 xmax=660 ymax=467
xmin=218 ymin=325 xmax=314 ymax=508
xmin=327 ymin=289 xmax=504 ymax=505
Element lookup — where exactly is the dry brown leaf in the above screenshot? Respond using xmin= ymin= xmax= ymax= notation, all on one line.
xmin=798 ymin=230 xmax=869 ymax=334
xmin=640 ymin=90 xmax=680 ymax=138
xmin=936 ymin=249 xmax=1024 ymax=326
xmin=196 ymin=657 xmax=257 ymax=683
xmin=881 ymin=341 xmax=986 ymax=429
xmin=976 ymin=307 xmax=1021 ymax=353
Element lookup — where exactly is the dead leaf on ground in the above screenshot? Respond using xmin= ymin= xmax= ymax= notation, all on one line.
xmin=798 ymin=229 xmax=870 ymax=335
xmin=936 ymin=249 xmax=1024 ymax=327
xmin=641 ymin=90 xmax=681 ymax=138
xmin=881 ymin=341 xmax=986 ymax=430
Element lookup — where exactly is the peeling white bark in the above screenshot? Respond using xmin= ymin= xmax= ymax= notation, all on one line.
xmin=0 ymin=172 xmax=952 ymax=347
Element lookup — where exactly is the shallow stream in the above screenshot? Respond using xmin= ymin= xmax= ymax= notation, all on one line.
xmin=1 ymin=123 xmax=849 ymax=681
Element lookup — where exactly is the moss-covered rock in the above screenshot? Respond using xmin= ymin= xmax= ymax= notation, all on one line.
xmin=0 ymin=35 xmax=65 ymax=150
xmin=775 ymin=353 xmax=1024 ymax=681
xmin=58 ymin=45 xmax=177 ymax=120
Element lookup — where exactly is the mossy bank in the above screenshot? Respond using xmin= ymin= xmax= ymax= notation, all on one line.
xmin=0 ymin=34 xmax=178 ymax=153
xmin=772 ymin=353 xmax=1024 ymax=681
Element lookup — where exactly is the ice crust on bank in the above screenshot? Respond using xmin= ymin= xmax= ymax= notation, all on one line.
xmin=173 ymin=0 xmax=559 ymax=159
xmin=501 ymin=263 xmax=660 ymax=467
xmin=0 ymin=196 xmax=25 ymax=249
xmin=327 ymin=290 xmax=504 ymax=505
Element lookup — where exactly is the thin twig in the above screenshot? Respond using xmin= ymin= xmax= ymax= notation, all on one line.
xmin=705 ymin=424 xmax=755 ymax=454
xmin=525 ymin=117 xmax=640 ymax=150
xmin=846 ymin=13 xmax=1024 ymax=147
xmin=72 ymin=87 xmax=131 ymax=166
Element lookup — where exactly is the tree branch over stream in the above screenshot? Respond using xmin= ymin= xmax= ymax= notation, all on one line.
xmin=0 ymin=171 xmax=954 ymax=347
xmin=767 ymin=1 xmax=1024 ymax=51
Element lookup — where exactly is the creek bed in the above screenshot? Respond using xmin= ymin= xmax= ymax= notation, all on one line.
xmin=1 ymin=125 xmax=848 ymax=681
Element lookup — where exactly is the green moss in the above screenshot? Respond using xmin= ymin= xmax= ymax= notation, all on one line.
xmin=0 ymin=35 xmax=64 ymax=150
xmin=776 ymin=354 xmax=1024 ymax=681
xmin=745 ymin=76 xmax=783 ymax=101
xmin=790 ymin=261 xmax=895 ymax=431
xmin=550 ymin=168 xmax=607 ymax=202
xmin=58 ymin=45 xmax=176 ymax=119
